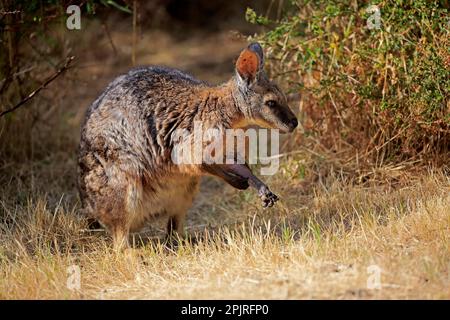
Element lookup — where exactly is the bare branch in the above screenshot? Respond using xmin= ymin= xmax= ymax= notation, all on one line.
xmin=0 ymin=56 xmax=75 ymax=118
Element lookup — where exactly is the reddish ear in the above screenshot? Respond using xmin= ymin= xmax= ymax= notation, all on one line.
xmin=236 ymin=49 xmax=260 ymax=82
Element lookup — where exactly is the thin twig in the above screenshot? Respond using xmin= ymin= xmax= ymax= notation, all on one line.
xmin=102 ymin=21 xmax=117 ymax=56
xmin=265 ymin=0 xmax=275 ymax=18
xmin=276 ymin=0 xmax=284 ymax=21
xmin=0 ymin=56 xmax=75 ymax=118
xmin=328 ymin=91 xmax=347 ymax=129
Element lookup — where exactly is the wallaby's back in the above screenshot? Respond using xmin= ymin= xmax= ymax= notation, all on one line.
xmin=79 ymin=66 xmax=208 ymax=173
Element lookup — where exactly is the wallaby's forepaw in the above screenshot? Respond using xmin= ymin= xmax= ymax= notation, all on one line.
xmin=258 ymin=185 xmax=279 ymax=208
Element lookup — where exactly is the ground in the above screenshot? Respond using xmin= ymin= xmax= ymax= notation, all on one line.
xmin=0 ymin=19 xmax=449 ymax=299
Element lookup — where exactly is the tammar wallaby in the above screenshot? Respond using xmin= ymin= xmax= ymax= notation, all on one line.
xmin=78 ymin=42 xmax=298 ymax=248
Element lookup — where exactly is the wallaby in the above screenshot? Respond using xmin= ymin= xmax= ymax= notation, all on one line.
xmin=78 ymin=42 xmax=298 ymax=249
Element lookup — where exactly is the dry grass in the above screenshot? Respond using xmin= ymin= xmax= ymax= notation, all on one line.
xmin=0 ymin=167 xmax=448 ymax=299
xmin=0 ymin=19 xmax=449 ymax=300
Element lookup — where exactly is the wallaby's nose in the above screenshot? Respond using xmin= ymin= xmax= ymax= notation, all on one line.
xmin=288 ymin=118 xmax=298 ymax=131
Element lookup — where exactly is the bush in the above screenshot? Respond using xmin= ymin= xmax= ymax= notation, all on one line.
xmin=248 ymin=0 xmax=449 ymax=165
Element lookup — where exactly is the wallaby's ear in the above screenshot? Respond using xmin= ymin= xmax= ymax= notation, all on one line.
xmin=248 ymin=42 xmax=264 ymax=67
xmin=235 ymin=42 xmax=264 ymax=85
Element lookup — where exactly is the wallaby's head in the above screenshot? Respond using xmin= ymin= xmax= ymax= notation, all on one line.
xmin=232 ymin=42 xmax=298 ymax=133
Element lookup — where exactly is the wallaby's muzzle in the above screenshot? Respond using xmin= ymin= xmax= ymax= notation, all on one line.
xmin=287 ymin=116 xmax=298 ymax=132
xmin=260 ymin=102 xmax=298 ymax=133
xmin=282 ymin=105 xmax=298 ymax=132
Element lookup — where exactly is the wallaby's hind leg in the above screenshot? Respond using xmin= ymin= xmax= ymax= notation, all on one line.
xmin=167 ymin=214 xmax=185 ymax=238
xmin=94 ymin=202 xmax=131 ymax=251
xmin=165 ymin=211 xmax=188 ymax=248
xmin=79 ymin=162 xmax=133 ymax=251
xmin=165 ymin=177 xmax=200 ymax=243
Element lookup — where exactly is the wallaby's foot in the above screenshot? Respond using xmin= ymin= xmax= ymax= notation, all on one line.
xmin=164 ymin=234 xmax=181 ymax=250
xmin=258 ymin=185 xmax=279 ymax=208
xmin=164 ymin=232 xmax=199 ymax=250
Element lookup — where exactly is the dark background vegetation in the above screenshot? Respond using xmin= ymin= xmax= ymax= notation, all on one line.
xmin=253 ymin=0 xmax=449 ymax=168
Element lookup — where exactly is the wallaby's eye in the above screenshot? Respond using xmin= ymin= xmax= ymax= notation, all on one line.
xmin=266 ymin=100 xmax=276 ymax=108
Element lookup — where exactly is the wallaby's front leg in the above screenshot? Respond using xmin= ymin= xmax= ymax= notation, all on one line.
xmin=201 ymin=164 xmax=250 ymax=190
xmin=226 ymin=164 xmax=279 ymax=208
xmin=202 ymin=163 xmax=279 ymax=208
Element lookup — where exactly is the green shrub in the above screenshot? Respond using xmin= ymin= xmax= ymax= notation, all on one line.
xmin=248 ymin=0 xmax=449 ymax=164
